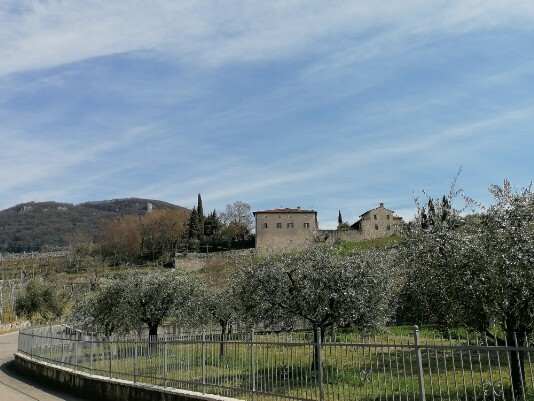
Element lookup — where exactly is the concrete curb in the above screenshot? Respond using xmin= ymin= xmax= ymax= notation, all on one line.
xmin=14 ymin=352 xmax=242 ymax=401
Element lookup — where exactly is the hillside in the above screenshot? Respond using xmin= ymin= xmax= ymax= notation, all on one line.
xmin=0 ymin=198 xmax=188 ymax=253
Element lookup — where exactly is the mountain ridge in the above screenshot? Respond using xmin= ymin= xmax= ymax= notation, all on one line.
xmin=0 ymin=198 xmax=189 ymax=253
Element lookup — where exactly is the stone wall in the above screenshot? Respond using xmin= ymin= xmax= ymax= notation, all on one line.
xmin=0 ymin=320 xmax=30 ymax=334
xmin=174 ymin=249 xmax=255 ymax=271
xmin=313 ymin=229 xmax=365 ymax=245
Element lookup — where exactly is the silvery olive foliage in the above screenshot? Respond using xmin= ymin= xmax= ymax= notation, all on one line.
xmin=233 ymin=246 xmax=400 ymax=334
xmin=399 ymin=181 xmax=534 ymax=338
xmin=69 ymin=271 xmax=204 ymax=336
xmin=398 ymin=180 xmax=534 ymax=396
xmin=202 ymin=287 xmax=238 ymax=356
xmin=69 ymin=279 xmax=133 ymax=336
xmin=15 ymin=278 xmax=67 ymax=322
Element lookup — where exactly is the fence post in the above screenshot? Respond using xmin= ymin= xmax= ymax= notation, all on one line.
xmin=250 ymin=329 xmax=256 ymax=401
xmin=134 ymin=336 xmax=138 ymax=383
xmin=60 ymin=329 xmax=65 ymax=366
xmin=74 ymin=331 xmax=78 ymax=372
xmin=89 ymin=333 xmax=93 ymax=375
xmin=164 ymin=333 xmax=168 ymax=387
xmin=30 ymin=329 xmax=34 ymax=359
xmin=109 ymin=336 xmax=113 ymax=379
xmin=202 ymin=331 xmax=206 ymax=394
xmin=414 ymin=325 xmax=426 ymax=401
xmin=39 ymin=328 xmax=43 ymax=359
xmin=317 ymin=328 xmax=324 ymax=401
xmin=49 ymin=323 xmax=53 ymax=362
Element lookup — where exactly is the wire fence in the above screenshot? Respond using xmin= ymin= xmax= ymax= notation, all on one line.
xmin=17 ymin=325 xmax=534 ymax=401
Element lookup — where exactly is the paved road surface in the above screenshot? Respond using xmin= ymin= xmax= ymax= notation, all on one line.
xmin=0 ymin=332 xmax=88 ymax=401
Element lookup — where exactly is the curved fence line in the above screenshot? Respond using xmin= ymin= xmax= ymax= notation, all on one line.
xmin=17 ymin=325 xmax=534 ymax=401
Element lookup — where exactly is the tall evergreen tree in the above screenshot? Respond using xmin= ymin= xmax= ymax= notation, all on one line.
xmin=204 ymin=209 xmax=221 ymax=238
xmin=187 ymin=207 xmax=199 ymax=240
xmin=338 ymin=210 xmax=343 ymax=227
xmin=196 ymin=194 xmax=205 ymax=242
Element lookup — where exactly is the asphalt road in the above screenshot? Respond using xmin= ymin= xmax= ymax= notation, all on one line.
xmin=0 ymin=331 xmax=88 ymax=401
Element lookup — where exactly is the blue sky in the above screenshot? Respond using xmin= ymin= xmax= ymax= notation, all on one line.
xmin=1 ymin=1 xmax=533 ymax=229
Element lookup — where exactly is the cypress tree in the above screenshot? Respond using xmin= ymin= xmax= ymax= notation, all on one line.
xmin=197 ymin=194 xmax=205 ymax=242
xmin=187 ymin=207 xmax=198 ymax=240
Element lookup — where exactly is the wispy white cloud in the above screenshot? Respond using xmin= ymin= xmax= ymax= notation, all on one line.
xmin=2 ymin=1 xmax=534 ymax=76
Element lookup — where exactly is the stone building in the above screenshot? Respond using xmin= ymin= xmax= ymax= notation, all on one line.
xmin=253 ymin=208 xmax=318 ymax=255
xmin=254 ymin=203 xmax=403 ymax=254
xmin=350 ymin=203 xmax=403 ymax=239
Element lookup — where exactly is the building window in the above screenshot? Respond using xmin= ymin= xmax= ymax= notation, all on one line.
xmin=287 ymin=223 xmax=294 ymax=228
xmin=373 ymin=214 xmax=377 ymax=220
xmin=277 ymin=223 xmax=282 ymax=228
xmin=386 ymin=214 xmax=390 ymax=220
xmin=387 ymin=225 xmax=391 ymax=230
xmin=303 ymin=223 xmax=310 ymax=228
xmin=263 ymin=223 xmax=268 ymax=228
xmin=375 ymin=224 xmax=379 ymax=230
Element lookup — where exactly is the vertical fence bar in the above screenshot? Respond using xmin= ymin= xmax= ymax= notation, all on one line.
xmin=318 ymin=328 xmax=324 ymax=401
xmin=60 ymin=329 xmax=65 ymax=366
xmin=134 ymin=336 xmax=138 ymax=383
xmin=74 ymin=332 xmax=78 ymax=371
xmin=164 ymin=334 xmax=168 ymax=388
xmin=39 ymin=328 xmax=43 ymax=359
xmin=513 ymin=333 xmax=526 ymax=401
xmin=414 ymin=326 xmax=426 ymax=401
xmin=202 ymin=331 xmax=206 ymax=394
xmin=250 ymin=329 xmax=257 ymax=401
xmin=109 ymin=336 xmax=113 ymax=379
xmin=49 ymin=323 xmax=53 ymax=362
xmin=90 ymin=333 xmax=93 ymax=376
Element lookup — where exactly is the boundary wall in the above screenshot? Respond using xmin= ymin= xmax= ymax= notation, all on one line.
xmin=14 ymin=352 xmax=238 ymax=401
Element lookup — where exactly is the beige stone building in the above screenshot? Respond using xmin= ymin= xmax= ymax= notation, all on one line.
xmin=254 ymin=203 xmax=403 ymax=254
xmin=253 ymin=208 xmax=318 ymax=255
xmin=350 ymin=203 xmax=403 ymax=239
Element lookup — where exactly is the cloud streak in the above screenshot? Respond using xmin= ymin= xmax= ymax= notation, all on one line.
xmin=2 ymin=1 xmax=534 ymax=76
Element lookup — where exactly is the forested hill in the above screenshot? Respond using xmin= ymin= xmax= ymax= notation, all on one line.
xmin=0 ymin=198 xmax=188 ymax=253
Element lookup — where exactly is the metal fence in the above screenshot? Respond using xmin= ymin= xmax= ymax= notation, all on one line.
xmin=17 ymin=325 xmax=534 ymax=401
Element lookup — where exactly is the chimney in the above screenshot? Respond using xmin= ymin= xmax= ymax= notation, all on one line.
xmin=379 ymin=203 xmax=384 ymax=208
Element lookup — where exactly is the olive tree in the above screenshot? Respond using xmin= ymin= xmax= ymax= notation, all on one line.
xmin=70 ymin=271 xmax=204 ymax=338
xmin=69 ymin=279 xmax=135 ymax=336
xmin=233 ymin=247 xmax=399 ymax=369
xmin=127 ymin=271 xmax=205 ymax=337
xmin=398 ymin=181 xmax=534 ymax=397
xmin=202 ymin=288 xmax=238 ymax=356
xmin=15 ymin=278 xmax=67 ymax=322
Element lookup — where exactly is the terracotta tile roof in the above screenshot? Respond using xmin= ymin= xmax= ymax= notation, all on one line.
xmin=254 ymin=208 xmax=316 ymax=214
